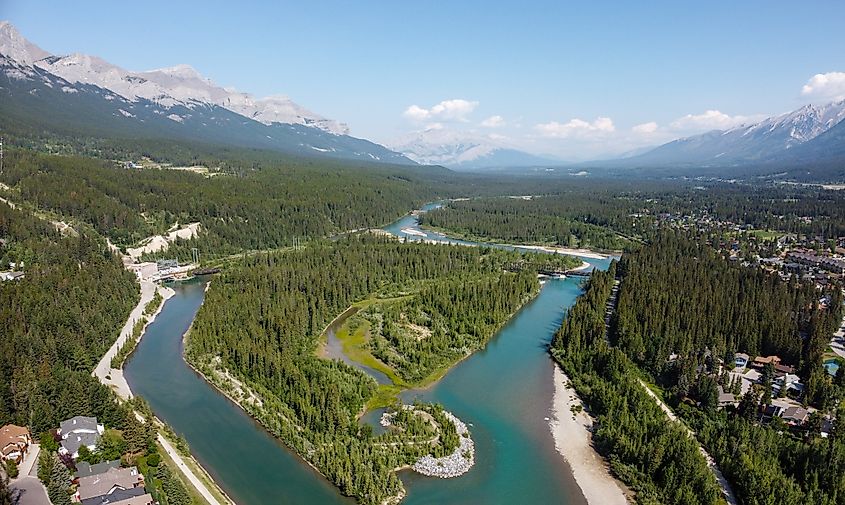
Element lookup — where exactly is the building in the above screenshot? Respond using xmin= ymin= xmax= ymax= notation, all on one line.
xmin=774 ymin=374 xmax=804 ymax=396
xmin=734 ymin=353 xmax=749 ymax=369
xmin=781 ymin=406 xmax=809 ymax=426
xmin=787 ymin=251 xmax=845 ymax=275
xmin=126 ymin=262 xmax=158 ymax=281
xmin=75 ymin=460 xmax=121 ymax=480
xmin=0 ymin=424 xmax=31 ymax=464
xmin=717 ymin=387 xmax=737 ymax=408
xmin=59 ymin=416 xmax=104 ymax=459
xmin=752 ymin=355 xmax=782 ymax=369
xmin=80 ymin=486 xmax=153 ymax=505
xmin=156 ymin=259 xmax=179 ymax=274
xmin=76 ymin=466 xmax=146 ymax=502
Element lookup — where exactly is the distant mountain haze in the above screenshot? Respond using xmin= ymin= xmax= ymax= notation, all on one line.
xmin=1 ymin=20 xmax=844 ymax=176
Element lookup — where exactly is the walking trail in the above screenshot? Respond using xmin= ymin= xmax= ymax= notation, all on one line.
xmin=637 ymin=380 xmax=738 ymax=505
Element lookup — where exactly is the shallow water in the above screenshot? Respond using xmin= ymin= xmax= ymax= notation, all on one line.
xmin=125 ymin=207 xmax=607 ymax=504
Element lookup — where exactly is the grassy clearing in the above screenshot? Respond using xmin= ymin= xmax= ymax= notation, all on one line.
xmin=335 ymin=321 xmax=407 ymax=387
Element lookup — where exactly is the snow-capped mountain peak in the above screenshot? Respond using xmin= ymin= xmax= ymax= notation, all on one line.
xmin=0 ymin=21 xmax=348 ymax=135
xmin=388 ymin=128 xmax=556 ymax=169
xmin=731 ymin=100 xmax=845 ymax=146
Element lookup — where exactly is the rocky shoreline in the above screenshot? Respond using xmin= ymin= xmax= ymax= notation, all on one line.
xmin=381 ymin=409 xmax=475 ymax=478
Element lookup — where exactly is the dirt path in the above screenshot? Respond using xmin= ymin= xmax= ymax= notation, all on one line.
xmin=158 ymin=434 xmax=229 ymax=505
xmin=637 ymin=380 xmax=738 ymax=505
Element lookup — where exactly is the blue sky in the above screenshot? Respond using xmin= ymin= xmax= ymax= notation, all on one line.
xmin=4 ymin=0 xmax=845 ymax=158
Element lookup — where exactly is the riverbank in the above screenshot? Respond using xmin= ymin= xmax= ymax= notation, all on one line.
xmin=513 ymin=244 xmax=610 ymax=260
xmin=93 ymin=280 xmax=174 ymax=400
xmin=550 ymin=365 xmax=629 ymax=505
xmin=415 ymin=223 xmax=617 ymax=260
xmin=96 ymin=274 xmax=234 ymax=505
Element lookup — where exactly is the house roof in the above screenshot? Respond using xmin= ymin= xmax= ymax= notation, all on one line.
xmin=77 ymin=467 xmax=143 ymax=501
xmin=62 ymin=432 xmax=100 ymax=455
xmin=80 ymin=486 xmax=148 ymax=505
xmin=61 ymin=416 xmax=99 ymax=434
xmin=781 ymin=406 xmax=809 ymax=423
xmin=76 ymin=460 xmax=121 ymax=479
xmin=753 ymin=355 xmax=782 ymax=365
xmin=735 ymin=353 xmax=750 ymax=361
xmin=0 ymin=424 xmax=29 ymax=449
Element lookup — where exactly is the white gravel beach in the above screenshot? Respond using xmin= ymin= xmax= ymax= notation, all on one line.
xmin=516 ymin=244 xmax=609 ymax=260
xmin=550 ymin=365 xmax=628 ymax=505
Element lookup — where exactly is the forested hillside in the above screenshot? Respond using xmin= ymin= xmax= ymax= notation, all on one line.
xmin=551 ymin=265 xmax=723 ymax=504
xmin=607 ymin=232 xmax=845 ymax=504
xmin=0 ymin=201 xmax=138 ymax=429
xmin=0 ymin=149 xmax=443 ymax=254
xmin=187 ymin=236 xmax=548 ymax=503
xmin=0 ymin=201 xmax=198 ymax=505
xmin=421 ymin=196 xmax=631 ymax=250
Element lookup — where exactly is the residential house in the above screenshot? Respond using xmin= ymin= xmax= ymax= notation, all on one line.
xmin=59 ymin=416 xmax=104 ymax=459
xmin=0 ymin=424 xmax=31 ymax=464
xmin=774 ymin=363 xmax=796 ymax=378
xmin=781 ymin=406 xmax=809 ymax=426
xmin=76 ymin=466 xmax=145 ymax=502
xmin=80 ymin=486 xmax=153 ymax=505
xmin=717 ymin=386 xmax=737 ymax=408
xmin=734 ymin=353 xmax=749 ymax=369
xmin=773 ymin=374 xmax=804 ymax=396
xmin=75 ymin=460 xmax=121 ymax=480
xmin=752 ymin=355 xmax=782 ymax=369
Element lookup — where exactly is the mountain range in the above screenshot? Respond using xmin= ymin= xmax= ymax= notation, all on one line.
xmin=609 ymin=101 xmax=845 ymax=177
xmin=0 ymin=21 xmax=412 ymax=165
xmin=387 ymin=127 xmax=558 ymax=170
xmin=1 ymin=20 xmax=843 ymax=177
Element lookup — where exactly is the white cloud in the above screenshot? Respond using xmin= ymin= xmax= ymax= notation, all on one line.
xmin=669 ymin=110 xmax=756 ymax=131
xmin=534 ymin=117 xmax=615 ymax=138
xmin=632 ymin=121 xmax=658 ymax=134
xmin=480 ymin=115 xmax=505 ymax=128
xmin=403 ymin=99 xmax=479 ymax=122
xmin=801 ymin=72 xmax=845 ymax=101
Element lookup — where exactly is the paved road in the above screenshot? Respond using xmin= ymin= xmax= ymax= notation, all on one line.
xmin=10 ymin=477 xmax=50 ymax=505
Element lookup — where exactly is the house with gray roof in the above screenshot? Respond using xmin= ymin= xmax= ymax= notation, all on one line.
xmin=75 ymin=459 xmax=121 ymax=480
xmin=61 ymin=432 xmax=100 ymax=459
xmin=60 ymin=416 xmax=103 ymax=439
xmin=58 ymin=416 xmax=104 ymax=459
xmin=75 ymin=466 xmax=145 ymax=502
xmin=80 ymin=486 xmax=152 ymax=505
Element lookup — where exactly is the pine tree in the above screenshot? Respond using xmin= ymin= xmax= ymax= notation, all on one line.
xmin=47 ymin=453 xmax=72 ymax=505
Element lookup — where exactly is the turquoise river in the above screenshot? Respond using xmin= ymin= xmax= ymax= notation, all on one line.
xmin=124 ymin=205 xmax=611 ymax=505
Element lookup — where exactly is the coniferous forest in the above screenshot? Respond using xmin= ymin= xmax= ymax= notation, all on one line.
xmin=554 ymin=230 xmax=845 ymax=505
xmin=0 ymin=200 xmax=198 ymax=505
xmin=187 ymin=236 xmax=551 ymax=503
